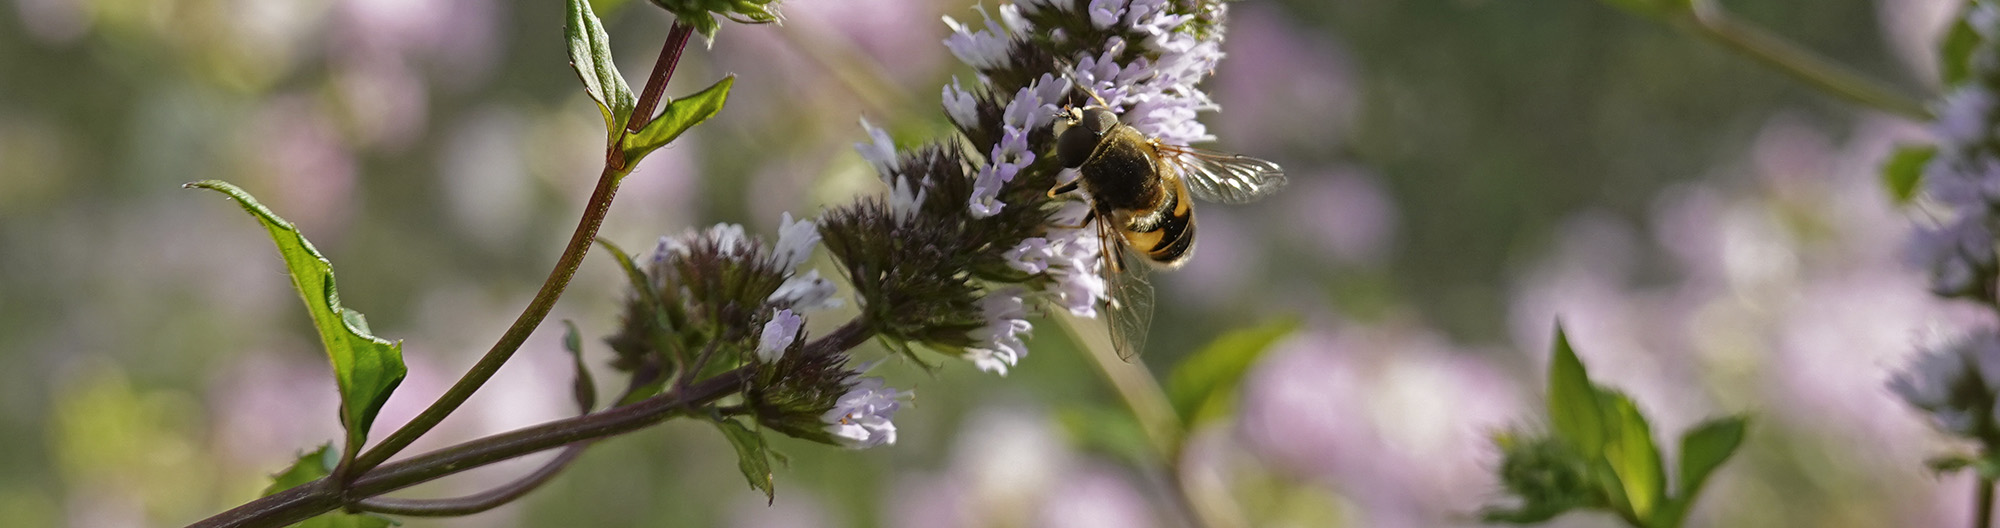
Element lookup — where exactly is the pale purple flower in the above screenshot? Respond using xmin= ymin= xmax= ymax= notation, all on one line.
xmin=968 ymin=159 xmax=1025 ymax=218
xmin=651 ymin=223 xmax=749 ymax=263
xmin=942 ymin=8 xmax=1015 ymax=71
xmin=757 ymin=309 xmax=804 ymax=363
xmin=856 ymin=118 xmax=899 ymax=180
xmin=965 ymin=287 xmax=1033 ymax=374
xmin=1936 ymin=87 xmax=1995 ymax=147
xmin=823 ymin=376 xmax=908 ymax=449
xmin=1910 ymin=216 xmax=1996 ymax=297
xmin=968 ymin=80 xmax=1059 ymax=217
xmin=770 ymin=270 xmax=842 ymax=310
xmin=772 ymin=212 xmax=821 ymax=271
xmin=890 ymin=176 xmax=929 ymax=226
xmin=1889 ymin=329 xmax=2000 ymax=437
xmin=943 ymin=79 xmax=981 ymax=128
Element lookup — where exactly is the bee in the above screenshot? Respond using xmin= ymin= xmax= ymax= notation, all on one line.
xmin=1047 ymin=102 xmax=1287 ymax=360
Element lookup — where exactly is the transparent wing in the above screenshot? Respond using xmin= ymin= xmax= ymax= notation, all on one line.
xmin=1156 ymin=144 xmax=1287 ymax=204
xmin=1099 ymin=218 xmax=1155 ymax=361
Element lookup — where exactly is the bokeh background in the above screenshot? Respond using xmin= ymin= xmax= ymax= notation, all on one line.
xmin=0 ymin=0 xmax=1980 ymax=525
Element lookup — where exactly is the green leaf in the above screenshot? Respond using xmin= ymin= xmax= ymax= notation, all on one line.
xmin=1546 ymin=325 xmax=1605 ymax=457
xmin=567 ymin=0 xmax=636 ymax=139
xmin=621 ymin=75 xmax=735 ymax=167
xmin=1596 ymin=390 xmax=1665 ymax=523
xmin=263 ymin=444 xmax=400 ymax=528
xmin=1675 ymin=416 xmax=1746 ymax=500
xmin=1942 ymin=13 xmax=1980 ymax=86
xmin=1056 ymin=406 xmax=1155 ymax=467
xmin=1164 ymin=318 xmax=1300 ymax=426
xmin=188 ymin=181 xmax=405 ymax=465
xmin=1881 ymin=145 xmax=1936 ymax=204
xmin=712 ymin=417 xmax=776 ymax=503
xmin=561 ymin=320 xmax=597 ymax=413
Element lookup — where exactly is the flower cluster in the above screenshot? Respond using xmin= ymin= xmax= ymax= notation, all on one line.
xmin=1889 ymin=330 xmax=2000 ymax=442
xmin=821 ymin=0 xmax=1230 ymax=372
xmin=606 ymin=0 xmax=1236 ymax=455
xmin=606 ymin=215 xmax=899 ymax=448
xmin=1914 ymin=1 xmax=2000 ymax=301
xmin=1895 ymin=0 xmax=2000 ymax=448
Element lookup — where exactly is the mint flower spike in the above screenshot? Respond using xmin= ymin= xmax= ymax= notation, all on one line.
xmin=1889 ymin=329 xmax=2000 ymax=439
xmin=1913 ymin=2 xmax=2000 ymax=303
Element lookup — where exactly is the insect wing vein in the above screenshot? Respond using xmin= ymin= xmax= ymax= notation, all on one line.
xmin=1159 ymin=144 xmax=1287 ymax=204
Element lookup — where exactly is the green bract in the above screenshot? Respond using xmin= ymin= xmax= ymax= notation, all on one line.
xmin=649 ymin=0 xmax=783 ymax=41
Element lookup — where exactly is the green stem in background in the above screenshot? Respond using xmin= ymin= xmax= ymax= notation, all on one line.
xmin=348 ymin=21 xmax=697 ymax=476
xmin=1675 ymin=0 xmax=1932 ymax=121
xmin=191 ymin=322 xmax=875 ymax=528
xmin=1052 ymin=314 xmax=1247 ymax=528
xmin=1979 ymin=476 xmax=1995 ymax=528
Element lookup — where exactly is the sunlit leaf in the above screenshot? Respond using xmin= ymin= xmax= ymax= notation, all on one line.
xmin=1676 ymin=416 xmax=1746 ymax=499
xmin=1881 ymin=145 xmax=1935 ymax=204
xmin=567 ymin=0 xmax=637 ymax=139
xmin=1597 ymin=390 xmax=1665 ymax=522
xmin=621 ymin=75 xmax=735 ymax=168
xmin=1546 ymin=325 xmax=1605 ymax=457
xmin=712 ymin=417 xmax=776 ymax=503
xmin=1056 ymin=406 xmax=1153 ymax=467
xmin=562 ymin=320 xmax=597 ymax=413
xmin=188 ymin=181 xmax=405 ymax=465
xmin=263 ymin=443 xmax=400 ymax=528
xmin=1164 ymin=318 xmax=1299 ymax=426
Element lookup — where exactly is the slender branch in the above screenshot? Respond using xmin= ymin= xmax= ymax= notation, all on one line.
xmin=349 ymin=23 xmax=700 ymax=476
xmin=1676 ymin=0 xmax=1931 ymax=120
xmin=1979 ymin=476 xmax=1995 ymax=528
xmin=353 ymin=443 xmax=590 ymax=516
xmin=190 ymin=321 xmax=875 ymax=528
xmin=350 ymin=378 xmax=647 ymax=517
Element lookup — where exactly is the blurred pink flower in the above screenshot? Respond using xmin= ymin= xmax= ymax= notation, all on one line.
xmin=784 ymin=0 xmax=944 ymax=84
xmin=730 ymin=489 xmax=832 ymax=528
xmin=1284 ymin=168 xmax=1396 ymax=267
xmin=13 ymin=0 xmax=90 ymax=45
xmin=240 ymin=96 xmax=358 ymax=231
xmin=1035 ymin=463 xmax=1157 ymax=528
xmin=440 ymin=106 xmax=533 ymax=249
xmin=1238 ymin=320 xmax=1525 ymax=526
xmin=1211 ymin=3 xmax=1356 ymax=150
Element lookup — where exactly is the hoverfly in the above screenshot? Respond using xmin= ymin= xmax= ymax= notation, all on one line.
xmin=1047 ymin=97 xmax=1287 ymax=361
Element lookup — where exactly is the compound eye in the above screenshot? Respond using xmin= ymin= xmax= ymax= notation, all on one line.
xmin=1056 ymin=125 xmax=1097 ymax=168
xmin=1081 ymin=108 xmax=1118 ymax=135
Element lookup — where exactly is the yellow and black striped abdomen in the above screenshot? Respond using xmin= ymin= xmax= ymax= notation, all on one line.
xmin=1116 ymin=174 xmax=1196 ymax=268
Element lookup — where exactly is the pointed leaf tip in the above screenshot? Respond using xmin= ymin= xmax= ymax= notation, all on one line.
xmin=566 ymin=0 xmax=637 ymax=140
xmin=1546 ymin=324 xmax=1605 ymax=457
xmin=622 ymin=75 xmax=735 ymax=166
xmin=190 ymin=180 xmax=406 ymax=465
